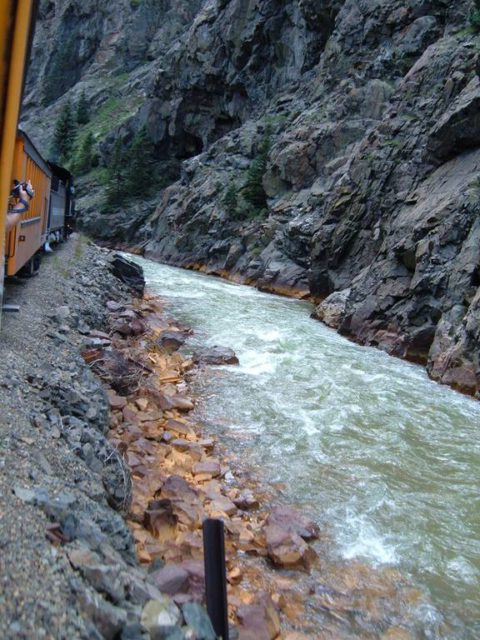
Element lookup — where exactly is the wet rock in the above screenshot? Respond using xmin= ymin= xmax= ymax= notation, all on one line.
xmin=266 ymin=506 xmax=320 ymax=541
xmin=314 ymin=289 xmax=350 ymax=329
xmin=109 ymin=255 xmax=145 ymax=295
xmin=263 ymin=522 xmax=315 ymax=569
xmin=157 ymin=331 xmax=187 ymax=353
xmin=192 ymin=346 xmax=239 ymax=366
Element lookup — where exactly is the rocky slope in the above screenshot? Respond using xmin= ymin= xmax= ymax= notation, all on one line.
xmin=22 ymin=0 xmax=480 ymax=397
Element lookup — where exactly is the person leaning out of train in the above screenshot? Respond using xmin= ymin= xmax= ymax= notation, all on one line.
xmin=7 ymin=179 xmax=34 ymax=232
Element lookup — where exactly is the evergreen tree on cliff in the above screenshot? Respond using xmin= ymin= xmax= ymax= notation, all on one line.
xmin=126 ymin=127 xmax=156 ymax=196
xmin=105 ymin=138 xmax=128 ymax=210
xmin=50 ymin=101 xmax=77 ymax=164
xmin=242 ymin=127 xmax=271 ymax=210
xmin=74 ymin=132 xmax=95 ymax=175
xmin=76 ymin=90 xmax=90 ymax=125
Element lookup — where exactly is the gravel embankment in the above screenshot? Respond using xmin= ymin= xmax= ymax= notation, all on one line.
xmin=0 ymin=237 xmax=198 ymax=639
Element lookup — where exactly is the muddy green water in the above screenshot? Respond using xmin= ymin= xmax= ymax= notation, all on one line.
xmin=137 ymin=257 xmax=480 ymax=637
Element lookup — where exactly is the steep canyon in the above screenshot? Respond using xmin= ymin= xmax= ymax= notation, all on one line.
xmin=22 ymin=0 xmax=480 ymax=396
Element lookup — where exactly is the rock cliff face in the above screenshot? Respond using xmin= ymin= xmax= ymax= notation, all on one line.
xmin=23 ymin=0 xmax=480 ymax=397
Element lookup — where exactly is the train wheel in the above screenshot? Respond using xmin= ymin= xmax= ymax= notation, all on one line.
xmin=19 ymin=253 xmax=41 ymax=277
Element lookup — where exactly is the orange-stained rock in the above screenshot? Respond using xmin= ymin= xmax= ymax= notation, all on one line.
xmin=143 ymin=499 xmax=177 ymax=542
xmin=266 ymin=506 xmax=320 ymax=541
xmin=135 ymin=397 xmax=149 ymax=412
xmin=227 ymin=567 xmax=243 ymax=585
xmin=208 ymin=495 xmax=237 ymax=516
xmin=263 ymin=523 xmax=316 ymax=569
xmin=166 ymin=418 xmax=196 ymax=438
xmin=170 ymin=440 xmax=203 ymax=461
xmin=237 ymin=599 xmax=280 ymax=640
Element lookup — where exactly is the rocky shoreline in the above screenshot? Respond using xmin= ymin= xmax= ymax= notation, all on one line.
xmin=0 ymin=237 xmax=439 ymax=640
xmin=0 ymin=238 xmax=215 ymax=639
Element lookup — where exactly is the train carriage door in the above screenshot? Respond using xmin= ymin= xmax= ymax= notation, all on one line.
xmin=0 ymin=0 xmax=37 ymax=322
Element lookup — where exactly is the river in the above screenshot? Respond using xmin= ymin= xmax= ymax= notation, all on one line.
xmin=135 ymin=256 xmax=480 ymax=638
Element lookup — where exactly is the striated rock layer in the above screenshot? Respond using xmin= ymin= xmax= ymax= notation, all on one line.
xmin=23 ymin=0 xmax=480 ymax=396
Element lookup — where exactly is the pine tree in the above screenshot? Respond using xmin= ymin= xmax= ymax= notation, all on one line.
xmin=105 ymin=138 xmax=128 ymax=209
xmin=50 ymin=101 xmax=77 ymax=164
xmin=76 ymin=90 xmax=90 ymax=125
xmin=242 ymin=128 xmax=271 ymax=210
xmin=223 ymin=181 xmax=238 ymax=216
xmin=74 ymin=132 xmax=95 ymax=175
xmin=125 ymin=127 xmax=155 ymax=196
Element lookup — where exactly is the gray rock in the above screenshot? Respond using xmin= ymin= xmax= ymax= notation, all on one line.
xmin=192 ymin=346 xmax=239 ymax=366
xmin=141 ymin=598 xmax=182 ymax=639
xmin=181 ymin=602 xmax=216 ymax=640
xmin=150 ymin=565 xmax=190 ymax=596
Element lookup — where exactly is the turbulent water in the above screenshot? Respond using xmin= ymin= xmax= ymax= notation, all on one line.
xmin=137 ymin=257 xmax=480 ymax=637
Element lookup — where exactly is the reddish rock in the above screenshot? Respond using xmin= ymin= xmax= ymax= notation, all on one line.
xmin=122 ymin=406 xmax=140 ymax=425
xmin=160 ymin=475 xmax=199 ymax=503
xmin=192 ymin=460 xmax=221 ymax=478
xmin=237 ymin=600 xmax=280 ymax=640
xmin=111 ymin=319 xmax=133 ymax=336
xmin=107 ymin=391 xmax=127 ymax=411
xmin=143 ymin=499 xmax=177 ymax=541
xmin=266 ymin=506 xmax=320 ymax=541
xmin=166 ymin=419 xmax=195 ymax=438
xmin=179 ymin=560 xmax=205 ymax=600
xmin=157 ymin=331 xmax=186 ymax=353
xmin=130 ymin=317 xmax=146 ymax=336
xmin=263 ymin=523 xmax=316 ymax=569
xmin=150 ymin=564 xmax=189 ymax=596
xmin=233 ymin=490 xmax=259 ymax=511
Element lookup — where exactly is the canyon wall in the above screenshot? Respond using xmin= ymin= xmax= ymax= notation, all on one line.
xmin=23 ymin=0 xmax=480 ymax=396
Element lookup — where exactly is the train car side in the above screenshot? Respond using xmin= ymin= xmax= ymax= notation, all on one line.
xmin=47 ymin=162 xmax=74 ymax=245
xmin=6 ymin=130 xmax=51 ymax=276
xmin=0 ymin=0 xmax=38 ymax=312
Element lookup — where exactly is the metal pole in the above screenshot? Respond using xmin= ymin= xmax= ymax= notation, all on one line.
xmin=203 ymin=518 xmax=229 ymax=640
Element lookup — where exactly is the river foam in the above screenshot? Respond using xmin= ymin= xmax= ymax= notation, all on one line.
xmin=136 ymin=257 xmax=480 ymax=638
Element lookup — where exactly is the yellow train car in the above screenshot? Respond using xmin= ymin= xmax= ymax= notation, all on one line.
xmin=0 ymin=0 xmax=38 ymax=311
xmin=6 ymin=129 xmax=52 ymax=276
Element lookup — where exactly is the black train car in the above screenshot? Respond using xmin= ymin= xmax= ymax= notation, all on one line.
xmin=46 ymin=162 xmax=75 ymax=248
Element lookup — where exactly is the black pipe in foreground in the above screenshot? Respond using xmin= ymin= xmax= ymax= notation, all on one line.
xmin=203 ymin=518 xmax=229 ymax=640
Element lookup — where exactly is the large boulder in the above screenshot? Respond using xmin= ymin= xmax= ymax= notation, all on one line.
xmin=109 ymin=255 xmax=145 ymax=295
xmin=192 ymin=346 xmax=239 ymax=366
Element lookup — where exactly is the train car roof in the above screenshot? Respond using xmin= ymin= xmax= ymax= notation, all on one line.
xmin=47 ymin=161 xmax=73 ymax=183
xmin=17 ymin=127 xmax=51 ymax=177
